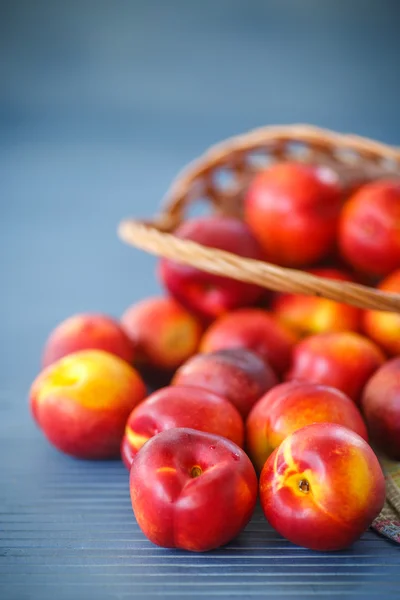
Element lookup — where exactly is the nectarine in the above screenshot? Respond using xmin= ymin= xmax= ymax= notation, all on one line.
xmin=172 ymin=348 xmax=278 ymax=419
xmin=244 ymin=162 xmax=342 ymax=267
xmin=247 ymin=381 xmax=368 ymax=472
xmin=130 ymin=428 xmax=258 ymax=551
xmin=42 ymin=313 xmax=134 ymax=368
xmin=272 ymin=268 xmax=361 ymax=337
xmin=363 ymin=269 xmax=400 ymax=356
xmin=30 ymin=350 xmax=146 ymax=459
xmin=158 ymin=216 xmax=264 ymax=320
xmin=121 ymin=296 xmax=203 ymax=371
xmin=200 ymin=308 xmax=296 ymax=376
xmin=260 ymin=423 xmax=385 ymax=550
xmin=286 ymin=331 xmax=384 ymax=404
xmin=121 ymin=385 xmax=244 ymax=469
xmin=339 ymin=180 xmax=400 ymax=277
xmin=362 ymin=357 xmax=400 ymax=460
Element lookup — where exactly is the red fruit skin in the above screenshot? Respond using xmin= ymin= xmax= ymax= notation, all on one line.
xmin=361 ymin=357 xmax=400 ymax=460
xmin=121 ymin=296 xmax=203 ymax=371
xmin=172 ymin=348 xmax=278 ymax=419
xmin=260 ymin=423 xmax=385 ymax=551
xmin=42 ymin=313 xmax=135 ymax=367
xmin=247 ymin=381 xmax=368 ymax=472
xmin=121 ymin=435 xmax=136 ymax=470
xmin=244 ymin=162 xmax=342 ymax=267
xmin=158 ymin=216 xmax=265 ymax=321
xmin=121 ymin=385 xmax=244 ymax=469
xmin=339 ymin=180 xmax=400 ymax=277
xmin=200 ymin=308 xmax=296 ymax=376
xmin=286 ymin=331 xmax=385 ymax=404
xmin=363 ymin=269 xmax=400 ymax=356
xmin=272 ymin=268 xmax=362 ymax=337
xmin=30 ymin=350 xmax=146 ymax=459
xmin=130 ymin=428 xmax=258 ymax=551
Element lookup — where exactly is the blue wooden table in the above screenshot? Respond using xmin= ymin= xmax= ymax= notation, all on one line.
xmin=1 ymin=1 xmax=400 ymax=598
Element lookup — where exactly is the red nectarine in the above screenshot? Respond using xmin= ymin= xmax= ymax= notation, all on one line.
xmin=363 ymin=269 xmax=400 ymax=356
xmin=30 ymin=350 xmax=146 ymax=459
xmin=260 ymin=423 xmax=385 ymax=550
xmin=121 ymin=385 xmax=244 ymax=469
xmin=42 ymin=313 xmax=134 ymax=368
xmin=200 ymin=308 xmax=296 ymax=376
xmin=172 ymin=348 xmax=278 ymax=419
xmin=286 ymin=331 xmax=385 ymax=404
xmin=361 ymin=357 xmax=400 ymax=460
xmin=339 ymin=180 xmax=400 ymax=277
xmin=130 ymin=428 xmax=258 ymax=551
xmin=158 ymin=216 xmax=264 ymax=321
xmin=244 ymin=162 xmax=342 ymax=267
xmin=121 ymin=296 xmax=203 ymax=371
xmin=247 ymin=380 xmax=368 ymax=472
xmin=272 ymin=268 xmax=361 ymax=337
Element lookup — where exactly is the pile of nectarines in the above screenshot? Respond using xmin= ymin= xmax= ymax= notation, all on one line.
xmin=30 ymin=161 xmax=400 ymax=552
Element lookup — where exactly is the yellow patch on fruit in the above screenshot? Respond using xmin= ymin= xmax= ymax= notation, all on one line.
xmin=282 ymin=405 xmax=324 ymax=434
xmin=372 ymin=311 xmax=400 ymax=345
xmin=273 ymin=437 xmax=320 ymax=500
xmin=34 ymin=350 xmax=136 ymax=410
xmin=34 ymin=356 xmax=86 ymax=405
xmin=329 ymin=333 xmax=362 ymax=360
xmin=262 ymin=428 xmax=282 ymax=460
xmin=310 ymin=301 xmax=337 ymax=333
xmin=283 ymin=469 xmax=316 ymax=498
xmin=156 ymin=466 xmax=177 ymax=475
xmin=126 ymin=428 xmax=151 ymax=451
xmin=334 ymin=446 xmax=373 ymax=510
xmin=273 ymin=436 xmax=295 ymax=489
xmin=162 ymin=319 xmax=199 ymax=362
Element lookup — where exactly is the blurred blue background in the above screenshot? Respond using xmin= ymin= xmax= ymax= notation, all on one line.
xmin=2 ymin=2 xmax=400 ymax=597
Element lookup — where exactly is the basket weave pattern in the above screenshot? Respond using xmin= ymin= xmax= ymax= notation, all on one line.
xmin=119 ymin=125 xmax=400 ymax=312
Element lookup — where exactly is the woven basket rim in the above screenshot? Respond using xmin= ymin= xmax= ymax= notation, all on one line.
xmin=161 ymin=123 xmax=400 ymax=209
xmin=119 ymin=124 xmax=400 ymax=313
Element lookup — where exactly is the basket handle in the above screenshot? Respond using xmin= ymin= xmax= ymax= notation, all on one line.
xmin=118 ymin=219 xmax=400 ymax=313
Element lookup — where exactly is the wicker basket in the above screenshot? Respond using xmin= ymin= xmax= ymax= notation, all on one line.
xmin=119 ymin=124 xmax=400 ymax=313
